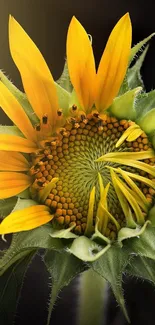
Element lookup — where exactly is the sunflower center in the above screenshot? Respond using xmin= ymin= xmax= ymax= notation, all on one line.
xmin=29 ymin=114 xmax=155 ymax=239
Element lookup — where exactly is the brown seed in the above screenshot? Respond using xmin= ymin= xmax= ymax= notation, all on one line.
xmin=62 ymin=209 xmax=66 ymax=216
xmin=51 ymin=201 xmax=57 ymax=209
xmin=60 ymin=197 xmax=66 ymax=204
xmin=57 ymin=202 xmax=63 ymax=209
xmin=71 ymin=215 xmax=76 ymax=221
xmin=63 ymin=203 xmax=68 ymax=209
xmin=45 ymin=199 xmax=51 ymax=207
xmin=81 ymin=223 xmax=86 ymax=232
xmin=74 ymin=225 xmax=82 ymax=235
xmin=57 ymin=216 xmax=64 ymax=225
xmin=69 ymin=222 xmax=76 ymax=228
xmin=65 ymin=215 xmax=70 ymax=224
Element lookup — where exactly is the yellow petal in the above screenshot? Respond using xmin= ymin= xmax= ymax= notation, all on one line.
xmin=67 ymin=16 xmax=96 ymax=113
xmin=0 ymin=82 xmax=37 ymax=142
xmin=0 ymin=151 xmax=29 ymax=171
xmin=0 ymin=205 xmax=53 ymax=234
xmin=85 ymin=186 xmax=95 ymax=236
xmin=0 ymin=172 xmax=32 ymax=198
xmin=97 ymin=149 xmax=154 ymax=161
xmin=0 ymin=134 xmax=37 ymax=153
xmin=95 ymin=13 xmax=132 ymax=111
xmin=9 ymin=16 xmax=59 ymax=127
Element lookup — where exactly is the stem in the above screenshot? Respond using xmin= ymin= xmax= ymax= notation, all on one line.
xmin=78 ymin=268 xmax=108 ymax=325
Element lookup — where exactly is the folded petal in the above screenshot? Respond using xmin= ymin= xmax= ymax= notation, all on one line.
xmin=0 ymin=134 xmax=37 ymax=153
xmin=0 ymin=151 xmax=29 ymax=171
xmin=0 ymin=82 xmax=37 ymax=142
xmin=0 ymin=172 xmax=32 ymax=198
xmin=67 ymin=16 xmax=96 ymax=113
xmin=9 ymin=16 xmax=59 ymax=127
xmin=0 ymin=205 xmax=53 ymax=234
xmin=95 ymin=13 xmax=132 ymax=112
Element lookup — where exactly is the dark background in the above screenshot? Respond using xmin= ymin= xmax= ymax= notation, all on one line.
xmin=1 ymin=0 xmax=155 ymax=324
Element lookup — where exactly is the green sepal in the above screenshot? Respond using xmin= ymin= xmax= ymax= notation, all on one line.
xmin=11 ymin=197 xmax=37 ymax=213
xmin=92 ymin=220 xmax=111 ymax=245
xmin=148 ymin=205 xmax=155 ymax=226
xmin=126 ymin=255 xmax=155 ymax=285
xmin=127 ymin=224 xmax=155 ymax=261
xmin=56 ymin=60 xmax=73 ymax=93
xmin=135 ymin=89 xmax=155 ymax=117
xmin=0 ymin=70 xmax=39 ymax=125
xmin=137 ymin=108 xmax=155 ymax=135
xmin=152 ymin=134 xmax=155 ymax=150
xmin=68 ymin=236 xmax=111 ymax=262
xmin=0 ymin=224 xmax=63 ymax=275
xmin=127 ymin=45 xmax=149 ymax=89
xmin=129 ymin=33 xmax=155 ymax=65
xmin=0 ymin=252 xmax=34 ymax=325
xmin=44 ymin=249 xmax=85 ymax=325
xmin=50 ymin=226 xmax=78 ymax=239
xmin=0 ymin=197 xmax=17 ymax=219
xmin=109 ymin=87 xmax=142 ymax=120
xmin=118 ymin=221 xmax=150 ymax=245
xmin=55 ymin=82 xmax=71 ymax=114
xmin=69 ymin=89 xmax=82 ymax=110
xmin=118 ymin=76 xmax=129 ymax=96
xmin=91 ymin=244 xmax=130 ymax=322
xmin=17 ymin=188 xmax=31 ymax=199
xmin=55 ymin=59 xmax=72 ymax=114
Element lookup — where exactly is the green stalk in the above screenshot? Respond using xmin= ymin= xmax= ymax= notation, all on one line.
xmin=78 ymin=268 xmax=108 ymax=325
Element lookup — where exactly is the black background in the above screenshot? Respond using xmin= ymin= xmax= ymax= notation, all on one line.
xmin=1 ymin=0 xmax=155 ymax=324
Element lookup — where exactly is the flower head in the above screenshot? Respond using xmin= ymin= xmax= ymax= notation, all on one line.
xmin=1 ymin=13 xmax=155 ymax=323
xmin=0 ymin=13 xmax=154 ymax=246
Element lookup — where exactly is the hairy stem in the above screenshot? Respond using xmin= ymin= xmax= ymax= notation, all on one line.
xmin=78 ymin=268 xmax=108 ymax=325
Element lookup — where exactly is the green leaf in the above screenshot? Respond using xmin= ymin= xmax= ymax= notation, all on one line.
xmin=135 ymin=90 xmax=155 ymax=118
xmin=148 ymin=205 xmax=155 ymax=226
xmin=56 ymin=61 xmax=73 ymax=93
xmin=129 ymin=33 xmax=155 ymax=65
xmin=0 ymin=197 xmax=17 ymax=219
xmin=118 ymin=76 xmax=129 ymax=96
xmin=127 ymin=224 xmax=155 ymax=261
xmin=92 ymin=244 xmax=130 ymax=322
xmin=126 ymin=255 xmax=155 ymax=285
xmin=50 ymin=226 xmax=78 ymax=239
xmin=127 ymin=45 xmax=149 ymax=89
xmin=44 ymin=249 xmax=85 ymax=325
xmin=137 ymin=108 xmax=155 ymax=135
xmin=0 ymin=252 xmax=34 ymax=325
xmin=0 ymin=70 xmax=38 ymax=125
xmin=118 ymin=221 xmax=150 ymax=245
xmin=69 ymin=89 xmax=82 ymax=110
xmin=0 ymin=224 xmax=63 ymax=275
xmin=11 ymin=197 xmax=37 ymax=213
xmin=55 ymin=83 xmax=71 ymax=114
xmin=109 ymin=87 xmax=142 ymax=120
xmin=17 ymin=188 xmax=31 ymax=199
xmin=68 ymin=236 xmax=111 ymax=262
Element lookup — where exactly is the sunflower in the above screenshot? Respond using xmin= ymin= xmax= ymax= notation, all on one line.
xmin=0 ymin=13 xmax=155 ymax=247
